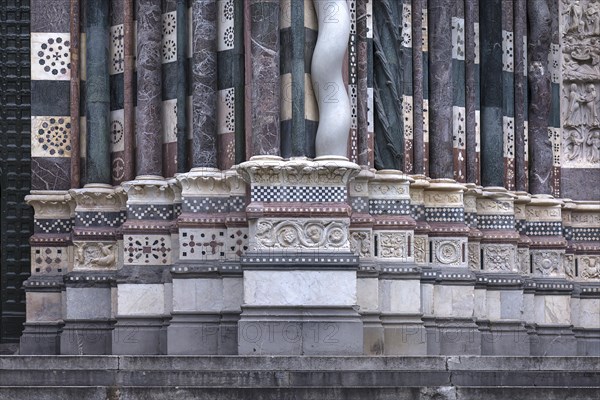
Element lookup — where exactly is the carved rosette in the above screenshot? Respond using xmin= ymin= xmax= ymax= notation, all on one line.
xmin=237 ymin=156 xmax=361 ymax=187
xmin=481 ymin=244 xmax=518 ymax=273
xmin=532 ymin=250 xmax=565 ymax=277
xmin=430 ymin=237 xmax=468 ymax=268
xmin=249 ymin=218 xmax=351 ymax=252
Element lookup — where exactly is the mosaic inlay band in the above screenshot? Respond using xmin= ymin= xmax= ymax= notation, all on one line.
xmin=251 ymin=186 xmax=347 ymax=203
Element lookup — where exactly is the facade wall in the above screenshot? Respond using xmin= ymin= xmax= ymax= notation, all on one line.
xmin=9 ymin=0 xmax=600 ymax=353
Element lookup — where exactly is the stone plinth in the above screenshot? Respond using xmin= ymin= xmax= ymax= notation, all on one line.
xmin=236 ymin=156 xmax=362 ymax=355
xmin=20 ymin=191 xmax=73 ymax=355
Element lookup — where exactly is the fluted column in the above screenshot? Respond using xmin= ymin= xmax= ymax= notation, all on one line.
xmin=136 ymin=0 xmax=163 ymax=176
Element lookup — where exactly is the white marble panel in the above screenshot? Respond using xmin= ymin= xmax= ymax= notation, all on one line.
xmin=117 ymin=284 xmax=165 ymax=316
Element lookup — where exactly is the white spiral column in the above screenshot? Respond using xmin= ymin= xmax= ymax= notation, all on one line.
xmin=312 ymin=0 xmax=352 ymax=157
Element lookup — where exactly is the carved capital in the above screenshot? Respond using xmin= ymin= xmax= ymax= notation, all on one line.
xmin=423 ymin=179 xmax=465 ymax=208
xmin=69 ymin=184 xmax=123 ymax=212
xmin=122 ymin=175 xmax=176 ymax=204
xmin=177 ymin=168 xmax=229 ymax=197
xmin=369 ymin=170 xmax=412 ymax=200
xmin=348 ymin=169 xmax=375 ymax=197
xmin=26 ymin=190 xmax=72 ymax=219
xmin=526 ymin=195 xmax=563 ymax=222
xmin=237 ymin=156 xmax=361 ymax=186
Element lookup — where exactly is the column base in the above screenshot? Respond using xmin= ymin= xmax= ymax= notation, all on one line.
xmin=238 ymin=306 xmax=363 ymax=355
xmin=60 ymin=320 xmax=113 ymax=355
xmin=530 ymin=325 xmax=577 ymax=356
xmin=219 ymin=312 xmax=240 ymax=355
xmin=480 ymin=320 xmax=530 ymax=355
xmin=166 ymin=313 xmax=220 ymax=355
xmin=112 ymin=317 xmax=165 ymax=355
xmin=429 ymin=317 xmax=481 ymax=355
xmin=19 ymin=322 xmax=62 ymax=355
xmin=381 ymin=314 xmax=427 ymax=355
xmin=574 ymin=328 xmax=600 ymax=356
xmin=361 ymin=312 xmax=384 ymax=355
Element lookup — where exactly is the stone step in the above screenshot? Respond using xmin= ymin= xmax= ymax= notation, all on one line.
xmin=0 ymin=386 xmax=599 ymax=400
xmin=0 ymin=356 xmax=598 ymax=399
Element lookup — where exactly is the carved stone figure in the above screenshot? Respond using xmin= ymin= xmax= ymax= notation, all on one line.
xmin=587 ymin=3 xmax=600 ymax=35
xmin=587 ymin=129 xmax=600 ymax=163
xmin=563 ymin=128 xmax=585 ymax=160
xmin=562 ymin=0 xmax=584 ymax=34
xmin=350 ymin=231 xmax=372 ymax=258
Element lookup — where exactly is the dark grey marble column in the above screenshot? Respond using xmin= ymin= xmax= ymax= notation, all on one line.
xmin=412 ymin=0 xmax=424 ymax=175
xmin=176 ymin=0 xmax=188 ymax=172
xmin=479 ymin=0 xmax=504 ymax=187
xmin=428 ymin=0 xmax=453 ymax=179
xmin=373 ymin=0 xmax=403 ymax=170
xmin=136 ymin=0 xmax=163 ymax=176
xmin=191 ymin=0 xmax=217 ymax=168
xmin=85 ymin=0 xmax=110 ymax=184
xmin=248 ymin=0 xmax=279 ymax=157
xmin=527 ymin=0 xmax=552 ymax=195
xmin=514 ymin=0 xmax=527 ymax=191
xmin=465 ymin=0 xmax=478 ymax=184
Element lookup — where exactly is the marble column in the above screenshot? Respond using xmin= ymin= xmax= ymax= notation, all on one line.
xmin=427 ymin=0 xmax=453 ymax=179
xmin=526 ymin=0 xmax=552 ymax=195
xmin=176 ymin=0 xmax=188 ymax=172
xmin=136 ymin=0 xmax=163 ymax=176
xmin=479 ymin=0 xmax=503 ymax=187
xmin=84 ymin=0 xmax=110 ymax=184
xmin=123 ymin=0 xmax=135 ymax=181
xmin=464 ymin=0 xmax=480 ymax=185
xmin=247 ymin=0 xmax=279 ymax=157
xmin=70 ymin=0 xmax=81 ymax=188
xmin=513 ymin=0 xmax=528 ymax=192
xmin=191 ymin=0 xmax=217 ymax=168
xmin=373 ymin=0 xmax=403 ymax=169
xmin=412 ymin=0 xmax=424 ymax=175
xmin=451 ymin=1 xmax=466 ymax=182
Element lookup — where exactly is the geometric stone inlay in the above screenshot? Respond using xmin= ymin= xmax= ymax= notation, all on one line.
xmin=125 ymin=235 xmax=172 ymax=265
xmin=34 ymin=218 xmax=73 ymax=234
xmin=369 ymin=199 xmax=411 ymax=215
xmin=251 ymin=186 xmax=347 ymax=203
xmin=425 ymin=207 xmax=465 ymax=222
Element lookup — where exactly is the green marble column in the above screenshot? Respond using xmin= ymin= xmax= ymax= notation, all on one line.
xmin=85 ymin=0 xmax=110 ymax=184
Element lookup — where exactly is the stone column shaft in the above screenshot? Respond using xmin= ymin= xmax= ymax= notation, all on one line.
xmin=85 ymin=0 xmax=110 ymax=184
xmin=427 ymin=0 xmax=453 ymax=178
xmin=136 ymin=0 xmax=163 ymax=176
xmin=248 ymin=0 xmax=279 ymax=157
xmin=191 ymin=0 xmax=218 ymax=168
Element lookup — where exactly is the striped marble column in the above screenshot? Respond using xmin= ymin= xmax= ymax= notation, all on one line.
xmin=479 ymin=0 xmax=503 ymax=187
xmin=373 ymin=0 xmax=403 ymax=170
xmin=451 ymin=1 xmax=466 ymax=182
xmin=465 ymin=0 xmax=480 ymax=185
xmin=402 ymin=0 xmax=414 ymax=174
xmin=109 ymin=0 xmax=126 ymax=184
xmin=216 ymin=0 xmax=244 ymax=168
xmin=161 ymin=0 xmax=179 ymax=177
xmin=513 ymin=0 xmax=528 ymax=192
xmin=175 ymin=0 xmax=188 ymax=172
xmin=191 ymin=0 xmax=218 ymax=168
xmin=31 ymin=0 xmax=72 ymax=190
xmin=502 ymin=1 xmax=515 ymax=190
xmin=348 ymin=0 xmax=358 ymax=163
xmin=548 ymin=0 xmax=561 ymax=197
xmin=280 ymin=0 xmax=318 ymax=158
xmin=136 ymin=0 xmax=163 ymax=176
xmin=427 ymin=0 xmax=453 ymax=179
xmin=357 ymin=0 xmax=374 ymax=168
xmin=246 ymin=0 xmax=280 ymax=158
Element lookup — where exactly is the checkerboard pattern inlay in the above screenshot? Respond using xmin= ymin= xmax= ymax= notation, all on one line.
xmin=369 ymin=199 xmax=411 ymax=215
xmin=251 ymin=186 xmax=347 ymax=203
xmin=526 ymin=221 xmax=563 ymax=236
xmin=425 ymin=207 xmax=465 ymax=222
xmin=477 ymin=215 xmax=515 ymax=230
